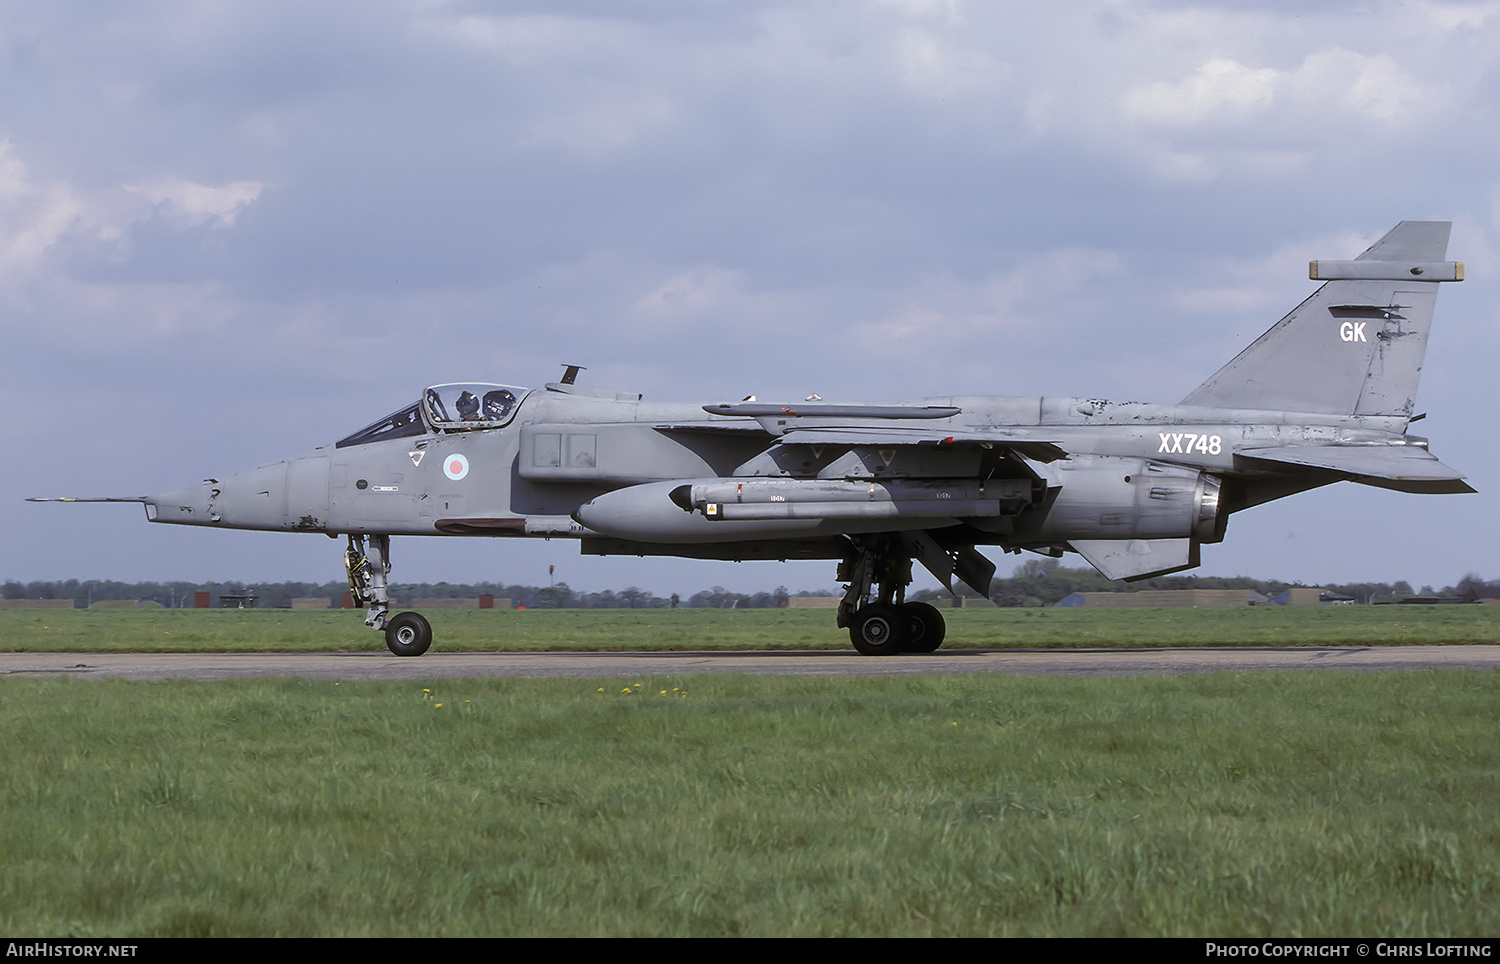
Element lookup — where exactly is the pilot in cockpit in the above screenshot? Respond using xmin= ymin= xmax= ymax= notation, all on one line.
xmin=456 ymin=391 xmax=482 ymax=421
xmin=483 ymin=389 xmax=517 ymax=420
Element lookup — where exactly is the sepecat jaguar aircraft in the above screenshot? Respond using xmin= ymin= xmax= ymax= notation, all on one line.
xmin=32 ymin=221 xmax=1473 ymax=656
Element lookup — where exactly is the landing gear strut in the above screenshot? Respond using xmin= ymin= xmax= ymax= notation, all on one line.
xmin=836 ymin=536 xmax=947 ymax=655
xmin=346 ymin=534 xmax=432 ymax=657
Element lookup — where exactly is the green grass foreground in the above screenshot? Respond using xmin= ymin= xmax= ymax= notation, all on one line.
xmin=4 ymin=603 xmax=1500 ymax=653
xmin=2 ymin=672 xmax=1496 ymax=936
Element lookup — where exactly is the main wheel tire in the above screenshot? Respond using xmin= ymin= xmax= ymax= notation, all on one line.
xmin=849 ymin=604 xmax=905 ymax=656
xmin=900 ymin=601 xmax=946 ymax=653
xmin=385 ymin=611 xmax=432 ymax=657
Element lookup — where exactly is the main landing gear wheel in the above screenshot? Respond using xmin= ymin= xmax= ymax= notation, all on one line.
xmin=385 ymin=611 xmax=432 ymax=657
xmin=900 ymin=601 xmax=946 ymax=653
xmin=850 ymin=603 xmax=905 ymax=656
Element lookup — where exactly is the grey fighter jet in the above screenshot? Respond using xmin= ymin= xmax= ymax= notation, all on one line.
xmin=32 ymin=221 xmax=1473 ymax=656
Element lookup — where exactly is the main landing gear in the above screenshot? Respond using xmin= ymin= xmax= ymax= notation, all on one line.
xmin=346 ymin=534 xmax=432 ymax=656
xmin=835 ymin=535 xmax=947 ymax=656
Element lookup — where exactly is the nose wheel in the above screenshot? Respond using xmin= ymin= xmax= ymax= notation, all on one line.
xmin=384 ymin=611 xmax=433 ymax=657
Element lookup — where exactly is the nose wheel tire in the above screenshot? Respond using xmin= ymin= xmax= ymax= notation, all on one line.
xmin=849 ymin=604 xmax=905 ymax=656
xmin=384 ymin=611 xmax=432 ymax=657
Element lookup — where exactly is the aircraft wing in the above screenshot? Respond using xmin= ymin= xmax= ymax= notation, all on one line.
xmin=774 ymin=426 xmax=1069 ymax=463
xmin=684 ymin=401 xmax=1072 ymax=469
xmin=703 ymin=402 xmax=961 ymax=420
xmin=652 ymin=421 xmax=776 ymax=436
xmin=1233 ymin=444 xmax=1475 ymax=494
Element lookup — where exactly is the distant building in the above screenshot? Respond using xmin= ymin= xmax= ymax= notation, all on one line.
xmin=409 ymin=596 xmax=511 ymax=609
xmin=786 ymin=597 xmax=839 ymax=609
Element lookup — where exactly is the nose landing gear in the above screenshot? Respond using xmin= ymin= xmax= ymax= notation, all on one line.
xmin=346 ymin=534 xmax=432 ymax=656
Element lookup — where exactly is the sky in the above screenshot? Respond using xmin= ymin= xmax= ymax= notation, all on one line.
xmin=5 ymin=0 xmax=1500 ymax=598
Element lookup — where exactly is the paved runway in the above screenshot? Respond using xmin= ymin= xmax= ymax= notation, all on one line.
xmin=4 ymin=646 xmax=1500 ymax=681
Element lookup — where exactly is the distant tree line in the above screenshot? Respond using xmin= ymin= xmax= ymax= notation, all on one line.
xmin=5 ymin=568 xmax=1491 ymax=610
xmin=910 ymin=558 xmax=1493 ymax=608
xmin=1 ymin=579 xmax=797 ymax=610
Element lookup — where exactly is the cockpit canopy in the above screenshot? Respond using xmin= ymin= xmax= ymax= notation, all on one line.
xmin=422 ymin=382 xmax=528 ymax=428
xmin=336 ymin=382 xmax=530 ymax=448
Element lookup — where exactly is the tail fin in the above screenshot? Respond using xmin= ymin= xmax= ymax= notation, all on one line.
xmin=1181 ymin=221 xmax=1460 ymax=416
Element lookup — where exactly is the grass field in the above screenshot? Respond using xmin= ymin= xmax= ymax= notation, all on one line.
xmin=2 ymin=671 xmax=1497 ymax=937
xmin=4 ymin=608 xmax=1498 ymax=937
xmin=4 ymin=603 xmax=1500 ymax=654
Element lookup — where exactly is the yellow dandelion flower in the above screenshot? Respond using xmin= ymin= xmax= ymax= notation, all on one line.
xmin=434 ymin=703 xmax=443 ymax=709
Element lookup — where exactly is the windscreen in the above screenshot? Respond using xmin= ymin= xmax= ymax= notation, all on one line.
xmin=335 ymin=401 xmax=426 ymax=448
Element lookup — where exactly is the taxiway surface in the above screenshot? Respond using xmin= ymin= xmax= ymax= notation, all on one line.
xmin=4 ymin=646 xmax=1500 ymax=681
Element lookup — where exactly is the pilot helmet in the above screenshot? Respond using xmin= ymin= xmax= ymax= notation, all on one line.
xmin=456 ymin=391 xmax=481 ymax=420
xmin=483 ymin=389 xmax=516 ymax=419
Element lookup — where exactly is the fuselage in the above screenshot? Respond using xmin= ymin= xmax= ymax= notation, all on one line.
xmin=141 ymin=381 xmax=1419 ymax=557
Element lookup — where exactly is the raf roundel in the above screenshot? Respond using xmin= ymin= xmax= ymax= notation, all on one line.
xmin=442 ymin=453 xmax=470 ymax=481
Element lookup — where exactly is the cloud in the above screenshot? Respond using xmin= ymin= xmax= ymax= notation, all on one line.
xmin=0 ymin=141 xmax=87 ymax=279
xmin=842 ymin=247 xmax=1128 ymax=376
xmin=0 ymin=139 xmax=265 ymax=289
xmin=891 ymin=25 xmax=1010 ymax=101
xmin=123 ymin=178 xmax=265 ymax=229
xmin=1126 ymin=49 xmax=1419 ymax=129
xmin=1123 ymin=58 xmax=1279 ymax=126
xmin=1112 ymin=46 xmax=1434 ymax=181
xmin=634 ymin=265 xmax=743 ymax=322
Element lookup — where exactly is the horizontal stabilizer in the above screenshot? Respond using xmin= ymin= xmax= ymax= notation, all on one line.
xmin=1234 ymin=444 xmax=1475 ymax=494
xmin=1072 ymin=538 xmax=1199 ymax=581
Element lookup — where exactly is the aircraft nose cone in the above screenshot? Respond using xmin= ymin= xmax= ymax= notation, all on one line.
xmin=144 ymin=479 xmax=219 ymax=525
xmin=145 ymin=455 xmax=332 ymax=531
